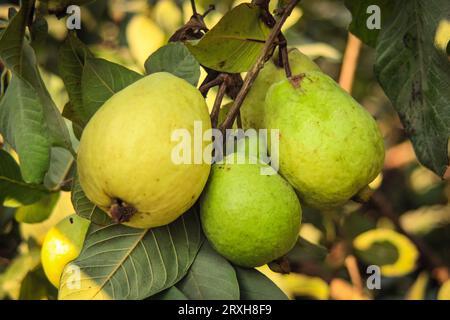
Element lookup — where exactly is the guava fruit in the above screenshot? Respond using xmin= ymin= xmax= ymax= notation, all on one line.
xmin=77 ymin=72 xmax=211 ymax=228
xmin=200 ymin=154 xmax=302 ymax=267
xmin=41 ymin=214 xmax=90 ymax=288
xmin=241 ymin=48 xmax=321 ymax=129
xmin=126 ymin=14 xmax=165 ymax=67
xmin=264 ymin=72 xmax=385 ymax=208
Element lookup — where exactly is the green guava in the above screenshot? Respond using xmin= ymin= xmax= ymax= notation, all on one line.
xmin=264 ymin=72 xmax=385 ymax=208
xmin=200 ymin=154 xmax=302 ymax=267
xmin=77 ymin=72 xmax=211 ymax=229
xmin=241 ymin=48 xmax=321 ymax=129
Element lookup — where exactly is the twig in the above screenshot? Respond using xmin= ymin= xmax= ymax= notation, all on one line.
xmin=211 ymin=80 xmax=227 ymax=128
xmin=219 ymin=0 xmax=300 ymax=131
xmin=190 ymin=0 xmax=197 ymax=15
xmin=369 ymin=192 xmax=450 ymax=284
xmin=339 ymin=32 xmax=362 ymax=93
xmin=199 ymin=75 xmax=225 ymax=97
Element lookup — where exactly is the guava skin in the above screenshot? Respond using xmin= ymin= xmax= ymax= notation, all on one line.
xmin=41 ymin=214 xmax=90 ymax=288
xmin=77 ymin=72 xmax=211 ymax=229
xmin=264 ymin=72 xmax=385 ymax=208
xmin=241 ymin=48 xmax=321 ymax=130
xmin=200 ymin=156 xmax=302 ymax=268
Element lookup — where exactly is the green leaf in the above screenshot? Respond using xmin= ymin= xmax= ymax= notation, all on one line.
xmin=151 ymin=286 xmax=188 ymax=300
xmin=43 ymin=146 xmax=75 ymax=191
xmin=186 ymin=3 xmax=271 ymax=73
xmin=176 ymin=241 xmax=239 ymax=300
xmin=286 ymin=237 xmax=328 ymax=264
xmin=19 ymin=266 xmax=57 ymax=300
xmin=58 ymin=208 xmax=203 ymax=300
xmin=0 ymin=0 xmax=73 ymax=183
xmin=71 ymin=172 xmax=112 ymax=226
xmin=374 ymin=0 xmax=450 ymax=177
xmin=15 ymin=192 xmax=60 ymax=223
xmin=58 ymin=32 xmax=93 ymax=128
xmin=344 ymin=0 xmax=394 ymax=47
xmin=145 ymin=42 xmax=200 ymax=86
xmin=81 ymin=58 xmax=142 ymax=122
xmin=0 ymin=149 xmax=48 ymax=207
xmin=234 ymin=267 xmax=288 ymax=300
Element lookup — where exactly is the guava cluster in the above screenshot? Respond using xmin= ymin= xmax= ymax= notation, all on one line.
xmin=68 ymin=49 xmax=384 ymax=269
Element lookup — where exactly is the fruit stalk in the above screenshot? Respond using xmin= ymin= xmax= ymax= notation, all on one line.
xmin=219 ymin=0 xmax=300 ymax=132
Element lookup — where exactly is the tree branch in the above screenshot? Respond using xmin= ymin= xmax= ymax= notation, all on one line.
xmin=219 ymin=0 xmax=300 ymax=131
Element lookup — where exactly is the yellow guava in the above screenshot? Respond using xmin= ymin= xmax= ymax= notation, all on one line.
xmin=41 ymin=214 xmax=90 ymax=288
xmin=77 ymin=72 xmax=211 ymax=228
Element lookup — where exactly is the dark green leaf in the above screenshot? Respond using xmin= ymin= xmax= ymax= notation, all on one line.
xmin=344 ymin=0 xmax=394 ymax=47
xmin=186 ymin=3 xmax=271 ymax=73
xmin=286 ymin=237 xmax=328 ymax=264
xmin=59 ymin=208 xmax=203 ymax=300
xmin=176 ymin=241 xmax=239 ymax=300
xmin=0 ymin=149 xmax=48 ymax=207
xmin=59 ymin=32 xmax=93 ymax=128
xmin=374 ymin=0 xmax=450 ymax=177
xmin=234 ymin=267 xmax=288 ymax=300
xmin=15 ymin=192 xmax=59 ymax=223
xmin=145 ymin=42 xmax=200 ymax=86
xmin=19 ymin=266 xmax=57 ymax=300
xmin=151 ymin=286 xmax=188 ymax=300
xmin=71 ymin=172 xmax=112 ymax=226
xmin=0 ymin=0 xmax=73 ymax=183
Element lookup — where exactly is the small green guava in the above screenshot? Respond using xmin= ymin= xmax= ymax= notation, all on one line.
xmin=200 ymin=154 xmax=302 ymax=267
xmin=240 ymin=48 xmax=321 ymax=129
xmin=264 ymin=72 xmax=385 ymax=208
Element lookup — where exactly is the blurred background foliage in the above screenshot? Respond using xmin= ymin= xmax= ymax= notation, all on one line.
xmin=0 ymin=0 xmax=449 ymax=300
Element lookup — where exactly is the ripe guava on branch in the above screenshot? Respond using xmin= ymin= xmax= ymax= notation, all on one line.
xmin=77 ymin=72 xmax=211 ymax=228
xmin=264 ymin=72 xmax=385 ymax=208
xmin=240 ymin=48 xmax=321 ymax=129
xmin=41 ymin=214 xmax=90 ymax=288
xmin=200 ymin=154 xmax=302 ymax=267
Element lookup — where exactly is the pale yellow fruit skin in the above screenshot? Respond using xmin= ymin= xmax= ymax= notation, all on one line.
xmin=126 ymin=15 xmax=165 ymax=67
xmin=41 ymin=214 xmax=90 ymax=288
xmin=241 ymin=48 xmax=321 ymax=129
xmin=77 ymin=72 xmax=211 ymax=228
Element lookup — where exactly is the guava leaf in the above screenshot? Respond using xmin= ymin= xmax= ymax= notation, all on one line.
xmin=0 ymin=149 xmax=48 ymax=208
xmin=344 ymin=0 xmax=394 ymax=47
xmin=0 ymin=0 xmax=73 ymax=183
xmin=19 ymin=266 xmax=57 ymax=300
xmin=151 ymin=286 xmax=188 ymax=300
xmin=59 ymin=32 xmax=93 ymax=128
xmin=81 ymin=57 xmax=142 ymax=122
xmin=176 ymin=241 xmax=239 ymax=300
xmin=234 ymin=267 xmax=288 ymax=300
xmin=58 ymin=208 xmax=203 ymax=300
xmin=145 ymin=42 xmax=200 ymax=86
xmin=71 ymin=172 xmax=112 ymax=226
xmin=286 ymin=237 xmax=328 ymax=264
xmin=15 ymin=192 xmax=60 ymax=224
xmin=43 ymin=146 xmax=75 ymax=191
xmin=374 ymin=0 xmax=450 ymax=177
xmin=186 ymin=3 xmax=271 ymax=73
